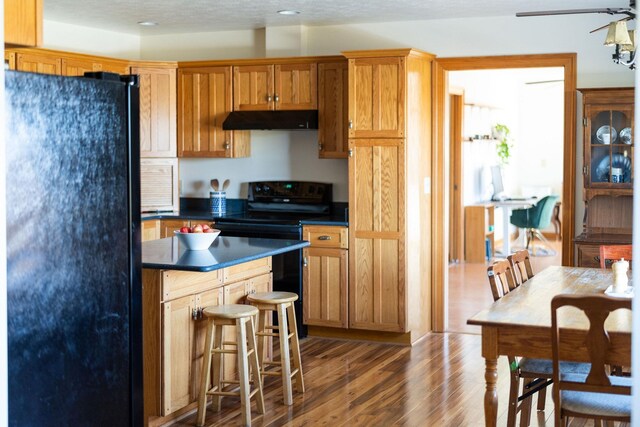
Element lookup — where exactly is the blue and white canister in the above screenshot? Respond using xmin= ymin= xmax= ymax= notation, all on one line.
xmin=210 ymin=191 xmax=226 ymax=215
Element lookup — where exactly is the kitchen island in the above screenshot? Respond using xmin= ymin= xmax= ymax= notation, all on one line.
xmin=142 ymin=235 xmax=309 ymax=426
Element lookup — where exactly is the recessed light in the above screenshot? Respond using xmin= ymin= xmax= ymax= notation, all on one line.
xmin=137 ymin=21 xmax=158 ymax=26
xmin=277 ymin=10 xmax=300 ymax=15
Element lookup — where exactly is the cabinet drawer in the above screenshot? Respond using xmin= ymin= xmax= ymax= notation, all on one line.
xmin=223 ymin=257 xmax=272 ymax=283
xmin=303 ymin=226 xmax=348 ymax=249
xmin=162 ymin=269 xmax=223 ymax=301
xmin=576 ymin=244 xmax=600 ymax=268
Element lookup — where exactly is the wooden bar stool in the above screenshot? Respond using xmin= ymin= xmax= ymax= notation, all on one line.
xmin=196 ymin=304 xmax=264 ymax=427
xmin=246 ymin=291 xmax=304 ymax=406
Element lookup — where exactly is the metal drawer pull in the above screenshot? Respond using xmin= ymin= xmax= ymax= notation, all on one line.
xmin=318 ymin=235 xmax=332 ymax=240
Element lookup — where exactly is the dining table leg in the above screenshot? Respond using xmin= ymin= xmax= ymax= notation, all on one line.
xmin=482 ymin=326 xmax=499 ymax=427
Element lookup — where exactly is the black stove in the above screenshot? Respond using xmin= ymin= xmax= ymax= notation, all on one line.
xmin=214 ymin=181 xmax=333 ymax=337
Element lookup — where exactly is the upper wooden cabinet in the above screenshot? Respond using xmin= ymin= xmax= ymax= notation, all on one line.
xmin=5 ymin=52 xmax=16 ymax=70
xmin=5 ymin=0 xmax=42 ymax=47
xmin=178 ymin=66 xmax=250 ymax=158
xmin=233 ymin=62 xmax=317 ymax=111
xmin=318 ymin=61 xmax=348 ymax=158
xmin=347 ymin=56 xmax=405 ymax=138
xmin=16 ymin=52 xmax=61 ymax=75
xmin=61 ymin=57 xmax=102 ymax=76
xmin=344 ymin=49 xmax=434 ymax=338
xmin=132 ymin=66 xmax=178 ymax=158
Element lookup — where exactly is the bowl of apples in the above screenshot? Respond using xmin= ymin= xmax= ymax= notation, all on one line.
xmin=174 ymin=223 xmax=221 ymax=250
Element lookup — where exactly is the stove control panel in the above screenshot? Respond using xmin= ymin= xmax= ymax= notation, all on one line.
xmin=248 ymin=181 xmax=332 ymax=203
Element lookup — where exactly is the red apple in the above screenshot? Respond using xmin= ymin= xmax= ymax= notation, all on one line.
xmin=179 ymin=226 xmax=190 ymax=233
xmin=205 ymin=228 xmax=216 ymax=233
xmin=202 ymin=224 xmax=211 ymax=231
xmin=191 ymin=224 xmax=203 ymax=233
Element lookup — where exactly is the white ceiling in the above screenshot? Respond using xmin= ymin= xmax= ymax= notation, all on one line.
xmin=44 ymin=0 xmax=632 ymax=35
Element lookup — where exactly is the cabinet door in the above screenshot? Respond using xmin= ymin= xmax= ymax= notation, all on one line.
xmin=191 ymin=288 xmax=224 ymax=402
xmin=16 ymin=52 xmax=60 ymax=75
xmin=348 ymin=57 xmax=405 ymax=138
xmin=274 ymin=63 xmax=317 ymax=110
xmin=160 ymin=220 xmax=190 ymax=238
xmin=348 ymin=138 xmax=405 ymax=332
xmin=233 ymin=64 xmax=274 ymax=111
xmin=100 ymin=60 xmax=131 ymax=75
xmin=5 ymin=51 xmax=16 ymax=70
xmin=318 ymin=62 xmax=348 ymax=158
xmin=179 ymin=67 xmax=250 ymax=158
xmin=142 ymin=220 xmax=161 ymax=242
xmin=140 ymin=158 xmax=179 ymax=212
xmin=162 ymin=294 xmax=195 ymax=415
xmin=61 ymin=57 xmax=101 ymax=76
xmin=5 ymin=0 xmax=42 ymax=47
xmin=303 ymin=247 xmax=348 ymax=328
xmin=133 ymin=67 xmax=177 ymax=158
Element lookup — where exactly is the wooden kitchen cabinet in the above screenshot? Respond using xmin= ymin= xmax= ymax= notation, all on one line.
xmin=140 ymin=158 xmax=179 ymax=212
xmin=142 ymin=220 xmax=161 ymax=242
xmin=233 ymin=62 xmax=317 ymax=111
xmin=5 ymin=52 xmax=16 ymax=70
xmin=318 ymin=61 xmax=348 ymax=158
xmin=302 ymin=225 xmax=348 ymax=328
xmin=16 ymin=51 xmax=61 ymax=75
xmin=160 ymin=220 xmax=189 ymax=238
xmin=178 ymin=66 xmax=250 ymax=158
xmin=344 ymin=49 xmax=434 ymax=340
xmin=347 ymin=56 xmax=405 ymax=138
xmin=61 ymin=57 xmax=102 ymax=76
xmin=133 ymin=66 xmax=177 ymax=158
xmin=574 ymin=88 xmax=634 ymax=266
xmin=5 ymin=0 xmax=42 ymax=47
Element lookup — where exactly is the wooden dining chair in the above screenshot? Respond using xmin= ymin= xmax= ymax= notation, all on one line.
xmin=599 ymin=244 xmax=632 ymax=269
xmin=508 ymin=249 xmax=535 ymax=286
xmin=550 ymin=294 xmax=631 ymax=426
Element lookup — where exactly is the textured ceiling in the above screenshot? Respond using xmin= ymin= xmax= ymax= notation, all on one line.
xmin=44 ymin=0 xmax=632 ymax=35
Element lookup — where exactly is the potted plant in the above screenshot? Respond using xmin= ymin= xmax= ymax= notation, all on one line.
xmin=493 ymin=123 xmax=513 ymax=165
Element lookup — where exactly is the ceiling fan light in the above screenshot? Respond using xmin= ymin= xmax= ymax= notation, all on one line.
xmin=604 ymin=21 xmax=633 ymax=46
xmin=620 ymin=30 xmax=636 ymax=52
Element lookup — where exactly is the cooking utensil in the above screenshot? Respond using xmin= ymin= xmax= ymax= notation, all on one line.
xmin=222 ymin=179 xmax=230 ymax=191
xmin=210 ymin=179 xmax=219 ymax=191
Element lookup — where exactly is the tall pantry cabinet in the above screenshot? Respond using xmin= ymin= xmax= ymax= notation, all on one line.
xmin=343 ymin=49 xmax=434 ymax=342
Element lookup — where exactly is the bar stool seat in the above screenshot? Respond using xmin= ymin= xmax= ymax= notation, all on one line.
xmin=196 ymin=304 xmax=264 ymax=427
xmin=247 ymin=291 xmax=304 ymax=406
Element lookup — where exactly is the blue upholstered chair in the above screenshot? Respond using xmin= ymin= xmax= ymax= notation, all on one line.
xmin=509 ymin=195 xmax=559 ymax=256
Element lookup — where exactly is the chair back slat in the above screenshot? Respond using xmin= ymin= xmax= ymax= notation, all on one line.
xmin=599 ymin=244 xmax=632 ymax=269
xmin=550 ymin=294 xmax=631 ymax=402
xmin=508 ymin=249 xmax=534 ymax=285
xmin=487 ymin=259 xmax=517 ymax=302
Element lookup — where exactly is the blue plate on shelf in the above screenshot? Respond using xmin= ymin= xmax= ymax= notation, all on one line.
xmin=595 ymin=153 xmax=631 ymax=182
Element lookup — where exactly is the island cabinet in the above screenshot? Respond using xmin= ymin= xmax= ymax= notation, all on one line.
xmin=132 ymin=66 xmax=177 ymax=158
xmin=143 ymin=257 xmax=272 ymax=425
xmin=343 ymin=49 xmax=434 ymax=341
xmin=233 ymin=62 xmax=317 ymax=111
xmin=318 ymin=61 xmax=349 ymax=158
xmin=177 ymin=66 xmax=250 ymax=158
xmin=5 ymin=0 xmax=42 ymax=47
xmin=574 ymin=88 xmax=634 ymax=266
xmin=302 ymin=225 xmax=348 ymax=328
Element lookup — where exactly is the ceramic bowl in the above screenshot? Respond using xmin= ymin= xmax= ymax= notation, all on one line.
xmin=174 ymin=229 xmax=221 ymax=250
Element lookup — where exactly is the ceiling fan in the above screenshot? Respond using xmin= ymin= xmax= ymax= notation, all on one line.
xmin=517 ymin=1 xmax=637 ymax=68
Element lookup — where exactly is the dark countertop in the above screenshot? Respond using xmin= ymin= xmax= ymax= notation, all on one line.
xmin=141 ymin=210 xmax=349 ymax=227
xmin=142 ymin=235 xmax=310 ymax=272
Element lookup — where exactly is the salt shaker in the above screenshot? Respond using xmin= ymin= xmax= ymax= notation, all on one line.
xmin=612 ymin=258 xmax=629 ymax=292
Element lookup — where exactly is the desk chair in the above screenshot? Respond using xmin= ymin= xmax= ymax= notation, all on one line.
xmin=551 ymin=294 xmax=631 ymax=426
xmin=599 ymin=244 xmax=632 ymax=269
xmin=509 ymin=195 xmax=559 ymax=256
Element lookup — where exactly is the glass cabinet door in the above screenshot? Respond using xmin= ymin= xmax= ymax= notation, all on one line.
xmin=587 ymin=106 xmax=633 ymax=188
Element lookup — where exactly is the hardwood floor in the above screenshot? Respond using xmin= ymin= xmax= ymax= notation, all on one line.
xmin=168 ymin=333 xmax=627 ymax=427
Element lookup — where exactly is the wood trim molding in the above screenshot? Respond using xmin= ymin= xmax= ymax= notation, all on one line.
xmin=178 ymin=55 xmax=344 ymax=68
xmin=431 ymin=53 xmax=577 ymax=332
xmin=342 ymin=48 xmax=435 ymax=60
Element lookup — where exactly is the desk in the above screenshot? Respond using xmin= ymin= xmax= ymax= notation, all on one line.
xmin=490 ymin=198 xmax=536 ymax=256
xmin=467 ymin=266 xmax=631 ymax=427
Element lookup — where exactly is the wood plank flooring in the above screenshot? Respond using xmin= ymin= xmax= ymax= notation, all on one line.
xmin=166 ymin=333 xmax=627 ymax=427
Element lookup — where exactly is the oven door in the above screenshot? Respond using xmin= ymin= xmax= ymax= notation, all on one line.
xmin=214 ymin=221 xmax=306 ymax=337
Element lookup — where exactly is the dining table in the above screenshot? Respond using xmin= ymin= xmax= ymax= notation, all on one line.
xmin=467 ymin=266 xmax=632 ymax=427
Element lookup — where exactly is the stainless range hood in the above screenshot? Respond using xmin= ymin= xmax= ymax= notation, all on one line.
xmin=222 ymin=110 xmax=318 ymax=130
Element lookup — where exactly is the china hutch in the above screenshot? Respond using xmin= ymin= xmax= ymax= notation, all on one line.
xmin=574 ymin=88 xmax=633 ymax=267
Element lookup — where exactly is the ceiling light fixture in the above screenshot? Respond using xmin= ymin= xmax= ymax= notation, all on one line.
xmin=604 ymin=20 xmax=636 ymax=69
xmin=137 ymin=21 xmax=158 ymax=26
xmin=277 ymin=10 xmax=300 ymax=16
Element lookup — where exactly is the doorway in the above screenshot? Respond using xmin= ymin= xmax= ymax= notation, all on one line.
xmin=431 ymin=54 xmax=577 ymax=333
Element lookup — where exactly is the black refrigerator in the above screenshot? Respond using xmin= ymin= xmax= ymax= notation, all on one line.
xmin=5 ymin=70 xmax=143 ymax=426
